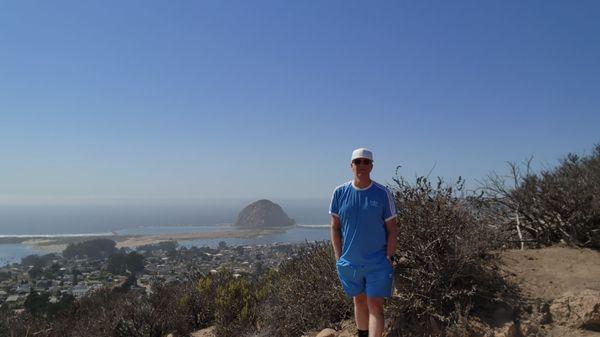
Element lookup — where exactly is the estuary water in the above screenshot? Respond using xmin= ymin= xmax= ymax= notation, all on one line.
xmin=0 ymin=199 xmax=331 ymax=265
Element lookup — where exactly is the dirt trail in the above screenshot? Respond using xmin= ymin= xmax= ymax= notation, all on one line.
xmin=499 ymin=246 xmax=600 ymax=337
xmin=500 ymin=246 xmax=600 ymax=301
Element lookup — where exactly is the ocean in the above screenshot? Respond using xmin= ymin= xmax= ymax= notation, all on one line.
xmin=0 ymin=199 xmax=331 ymax=265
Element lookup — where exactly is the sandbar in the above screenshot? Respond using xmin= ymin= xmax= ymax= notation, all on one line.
xmin=21 ymin=227 xmax=290 ymax=252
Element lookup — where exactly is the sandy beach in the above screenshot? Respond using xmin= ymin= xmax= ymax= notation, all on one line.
xmin=21 ymin=227 xmax=290 ymax=252
xmin=114 ymin=228 xmax=287 ymax=248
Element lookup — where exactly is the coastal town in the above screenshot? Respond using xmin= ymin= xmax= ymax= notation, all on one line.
xmin=0 ymin=239 xmax=306 ymax=311
xmin=0 ymin=198 xmax=320 ymax=312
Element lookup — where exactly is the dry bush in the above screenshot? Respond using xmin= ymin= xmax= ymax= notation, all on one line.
xmin=1 ymin=246 xmax=357 ymax=337
xmin=9 ymin=277 xmax=228 ymax=337
xmin=481 ymin=145 xmax=600 ymax=249
xmin=49 ymin=286 xmax=183 ymax=337
xmin=0 ymin=289 xmax=123 ymax=337
xmin=386 ymin=176 xmax=519 ymax=336
xmin=113 ymin=283 xmax=190 ymax=337
xmin=256 ymin=242 xmax=353 ymax=337
xmin=0 ymin=306 xmax=50 ymax=337
xmin=45 ymin=288 xmax=125 ymax=337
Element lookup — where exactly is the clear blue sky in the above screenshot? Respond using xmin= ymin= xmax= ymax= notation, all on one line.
xmin=1 ymin=1 xmax=599 ymax=204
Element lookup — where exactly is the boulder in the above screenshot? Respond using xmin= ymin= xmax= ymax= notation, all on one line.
xmin=234 ymin=199 xmax=295 ymax=228
xmin=492 ymin=322 xmax=519 ymax=337
xmin=550 ymin=289 xmax=600 ymax=329
xmin=191 ymin=326 xmax=216 ymax=337
xmin=316 ymin=328 xmax=337 ymax=337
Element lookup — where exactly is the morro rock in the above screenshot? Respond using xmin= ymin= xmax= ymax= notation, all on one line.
xmin=234 ymin=199 xmax=295 ymax=228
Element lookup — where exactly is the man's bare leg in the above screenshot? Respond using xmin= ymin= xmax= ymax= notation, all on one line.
xmin=367 ymin=297 xmax=384 ymax=337
xmin=353 ymin=293 xmax=369 ymax=331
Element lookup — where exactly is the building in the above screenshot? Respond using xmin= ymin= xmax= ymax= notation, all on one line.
xmin=71 ymin=283 xmax=89 ymax=298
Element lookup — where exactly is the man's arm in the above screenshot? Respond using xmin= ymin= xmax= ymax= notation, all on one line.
xmin=330 ymin=215 xmax=342 ymax=260
xmin=385 ymin=217 xmax=398 ymax=261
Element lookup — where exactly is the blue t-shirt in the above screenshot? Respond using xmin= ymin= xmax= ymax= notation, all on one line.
xmin=329 ymin=181 xmax=397 ymax=266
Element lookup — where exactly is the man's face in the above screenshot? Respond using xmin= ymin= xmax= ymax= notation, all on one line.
xmin=351 ymin=158 xmax=373 ymax=178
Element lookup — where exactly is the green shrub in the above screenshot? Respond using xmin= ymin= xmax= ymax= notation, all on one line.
xmin=170 ymin=268 xmax=260 ymax=337
xmin=213 ymin=271 xmax=257 ymax=337
xmin=192 ymin=275 xmax=218 ymax=328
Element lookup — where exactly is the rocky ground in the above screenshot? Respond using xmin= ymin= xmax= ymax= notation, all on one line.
xmin=310 ymin=246 xmax=600 ymax=337
xmin=499 ymin=246 xmax=600 ymax=337
xmin=183 ymin=246 xmax=600 ymax=337
xmin=500 ymin=246 xmax=600 ymax=301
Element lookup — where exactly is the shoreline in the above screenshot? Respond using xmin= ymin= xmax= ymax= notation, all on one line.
xmin=16 ymin=227 xmax=295 ymax=252
xmin=114 ymin=228 xmax=288 ymax=248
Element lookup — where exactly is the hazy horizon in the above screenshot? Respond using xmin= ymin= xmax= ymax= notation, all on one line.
xmin=0 ymin=198 xmax=331 ymax=235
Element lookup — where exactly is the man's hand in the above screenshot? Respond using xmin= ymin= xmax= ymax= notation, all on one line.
xmin=331 ymin=215 xmax=342 ymax=261
xmin=385 ymin=217 xmax=397 ymax=262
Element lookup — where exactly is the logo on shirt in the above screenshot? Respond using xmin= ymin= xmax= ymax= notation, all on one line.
xmin=369 ymin=200 xmax=380 ymax=208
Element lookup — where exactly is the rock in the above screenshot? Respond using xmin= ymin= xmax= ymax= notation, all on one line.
xmin=316 ymin=328 xmax=337 ymax=337
xmin=234 ymin=199 xmax=295 ymax=228
xmin=519 ymin=319 xmax=541 ymax=337
xmin=337 ymin=319 xmax=358 ymax=337
xmin=191 ymin=326 xmax=216 ymax=337
xmin=492 ymin=321 xmax=519 ymax=337
xmin=550 ymin=289 xmax=600 ymax=329
xmin=546 ymin=325 xmax=600 ymax=337
xmin=465 ymin=317 xmax=492 ymax=336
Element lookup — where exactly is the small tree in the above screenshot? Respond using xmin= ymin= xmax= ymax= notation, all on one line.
xmin=28 ymin=265 xmax=44 ymax=280
xmin=24 ymin=291 xmax=49 ymax=317
xmin=107 ymin=253 xmax=127 ymax=275
xmin=125 ymin=252 xmax=145 ymax=273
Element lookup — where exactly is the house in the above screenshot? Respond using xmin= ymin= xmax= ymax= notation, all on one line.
xmin=16 ymin=283 xmax=30 ymax=294
xmin=5 ymin=295 xmax=19 ymax=303
xmin=71 ymin=283 xmax=89 ymax=298
xmin=36 ymin=279 xmax=52 ymax=289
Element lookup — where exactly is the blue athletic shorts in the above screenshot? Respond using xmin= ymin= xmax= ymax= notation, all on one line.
xmin=336 ymin=258 xmax=394 ymax=298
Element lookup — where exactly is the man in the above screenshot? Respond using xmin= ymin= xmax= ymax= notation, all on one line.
xmin=329 ymin=148 xmax=397 ymax=337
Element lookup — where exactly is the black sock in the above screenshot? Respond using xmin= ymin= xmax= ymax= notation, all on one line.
xmin=358 ymin=329 xmax=368 ymax=337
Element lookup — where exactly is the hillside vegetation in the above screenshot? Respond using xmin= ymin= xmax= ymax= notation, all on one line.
xmin=2 ymin=145 xmax=599 ymax=337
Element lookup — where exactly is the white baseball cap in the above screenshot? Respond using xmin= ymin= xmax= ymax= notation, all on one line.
xmin=351 ymin=148 xmax=373 ymax=161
